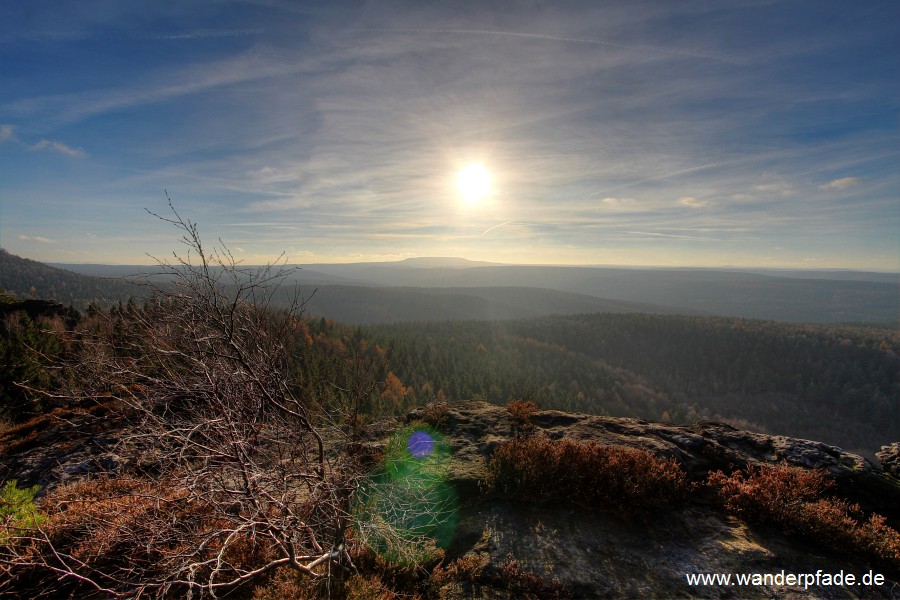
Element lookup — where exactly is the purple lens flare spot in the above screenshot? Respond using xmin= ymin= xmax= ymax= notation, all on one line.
xmin=407 ymin=431 xmax=435 ymax=459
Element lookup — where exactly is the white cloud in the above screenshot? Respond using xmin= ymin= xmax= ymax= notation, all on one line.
xmin=30 ymin=139 xmax=86 ymax=157
xmin=601 ymin=197 xmax=636 ymax=205
xmin=0 ymin=124 xmax=13 ymax=143
xmin=18 ymin=235 xmax=55 ymax=243
xmin=677 ymin=196 xmax=710 ymax=208
xmin=818 ymin=177 xmax=861 ymax=190
xmin=753 ymin=181 xmax=793 ymax=196
xmin=247 ymin=166 xmax=278 ymax=179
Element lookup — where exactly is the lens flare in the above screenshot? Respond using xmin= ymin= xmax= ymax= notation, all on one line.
xmin=408 ymin=430 xmax=435 ymax=458
xmin=353 ymin=425 xmax=457 ymax=565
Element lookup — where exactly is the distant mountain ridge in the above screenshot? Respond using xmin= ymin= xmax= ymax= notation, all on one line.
xmin=1 ymin=249 xmax=141 ymax=309
xmin=395 ymin=257 xmax=502 ymax=268
xmin=296 ymin=285 xmax=692 ymax=324
xmin=26 ymin=252 xmax=900 ymax=324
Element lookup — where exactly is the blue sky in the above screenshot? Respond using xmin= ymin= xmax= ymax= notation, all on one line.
xmin=1 ymin=1 xmax=898 ymax=268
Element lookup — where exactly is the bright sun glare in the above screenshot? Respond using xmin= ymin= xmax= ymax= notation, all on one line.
xmin=456 ymin=163 xmax=491 ymax=203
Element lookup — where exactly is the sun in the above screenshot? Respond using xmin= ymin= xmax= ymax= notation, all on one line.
xmin=456 ymin=163 xmax=491 ymax=203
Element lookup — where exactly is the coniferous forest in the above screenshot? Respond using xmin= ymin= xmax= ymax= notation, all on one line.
xmin=363 ymin=315 xmax=898 ymax=457
xmin=1 ymin=246 xmax=899 ymax=597
xmin=3 ymin=272 xmax=896 ymax=457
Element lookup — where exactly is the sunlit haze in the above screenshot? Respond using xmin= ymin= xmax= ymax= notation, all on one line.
xmin=1 ymin=2 xmax=897 ymax=270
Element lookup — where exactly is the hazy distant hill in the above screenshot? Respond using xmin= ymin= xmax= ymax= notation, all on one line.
xmin=294 ymin=264 xmax=898 ymax=324
xmin=45 ymin=257 xmax=899 ymax=324
xmin=296 ymin=285 xmax=690 ymax=324
xmin=741 ymin=268 xmax=897 ymax=283
xmin=1 ymin=249 xmax=141 ymax=309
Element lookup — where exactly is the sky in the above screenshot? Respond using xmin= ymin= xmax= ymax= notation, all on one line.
xmin=1 ymin=1 xmax=898 ymax=269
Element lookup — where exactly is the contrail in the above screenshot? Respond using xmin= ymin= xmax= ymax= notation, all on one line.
xmin=356 ymin=28 xmax=745 ymax=65
xmin=0 ymin=28 xmax=264 ymax=43
xmin=480 ymin=221 xmax=519 ymax=237
xmin=626 ymin=230 xmax=724 ymax=241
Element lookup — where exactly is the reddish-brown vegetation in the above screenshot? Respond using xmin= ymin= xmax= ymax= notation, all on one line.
xmin=419 ymin=400 xmax=449 ymax=430
xmin=505 ymin=398 xmax=539 ymax=434
xmin=484 ymin=436 xmax=690 ymax=512
xmin=708 ymin=464 xmax=900 ymax=571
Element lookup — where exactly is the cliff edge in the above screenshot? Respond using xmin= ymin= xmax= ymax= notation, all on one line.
xmin=402 ymin=401 xmax=900 ymax=599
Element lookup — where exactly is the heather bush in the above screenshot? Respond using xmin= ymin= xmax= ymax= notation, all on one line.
xmin=419 ymin=400 xmax=449 ymax=430
xmin=252 ymin=568 xmax=320 ymax=599
xmin=484 ymin=436 xmax=689 ymax=512
xmin=506 ymin=398 xmax=539 ymax=434
xmin=499 ymin=556 xmax=570 ymax=600
xmin=707 ymin=462 xmax=831 ymax=523
xmin=709 ymin=463 xmax=900 ymax=571
xmin=344 ymin=574 xmax=401 ymax=600
xmin=429 ymin=552 xmax=489 ymax=587
xmin=2 ymin=475 xmax=281 ymax=596
xmin=428 ymin=552 xmax=569 ymax=599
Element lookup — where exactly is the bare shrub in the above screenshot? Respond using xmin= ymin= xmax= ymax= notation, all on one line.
xmin=0 ymin=203 xmax=358 ymax=597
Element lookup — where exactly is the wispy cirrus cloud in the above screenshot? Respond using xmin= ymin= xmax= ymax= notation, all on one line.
xmin=818 ymin=177 xmax=861 ymax=191
xmin=30 ymin=139 xmax=86 ymax=157
xmin=1 ymin=48 xmax=312 ymax=128
xmin=355 ymin=27 xmax=747 ymax=65
xmin=1 ymin=1 xmax=897 ymax=268
xmin=677 ymin=197 xmax=711 ymax=208
xmin=0 ymin=28 xmax=265 ymax=44
xmin=0 ymin=123 xmax=85 ymax=156
xmin=18 ymin=234 xmax=55 ymax=243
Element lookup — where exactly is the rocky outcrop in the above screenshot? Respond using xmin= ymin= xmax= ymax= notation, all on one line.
xmin=405 ymin=401 xmax=900 ymax=599
xmin=3 ymin=400 xmax=899 ymax=597
xmin=0 ymin=402 xmax=127 ymax=493
xmin=877 ymin=443 xmax=900 ymax=479
xmin=410 ymin=401 xmax=900 ymax=518
xmin=0 ymin=298 xmax=72 ymax=320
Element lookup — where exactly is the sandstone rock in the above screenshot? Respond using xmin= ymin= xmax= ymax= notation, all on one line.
xmin=4 ymin=400 xmax=899 ymax=598
xmin=877 ymin=443 xmax=900 ymax=478
xmin=406 ymin=401 xmax=900 ymax=598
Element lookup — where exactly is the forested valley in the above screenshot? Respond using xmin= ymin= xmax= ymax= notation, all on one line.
xmin=2 ymin=244 xmax=899 ymax=597
xmin=364 ymin=315 xmax=898 ymax=457
xmin=4 ymin=288 xmax=897 ymax=458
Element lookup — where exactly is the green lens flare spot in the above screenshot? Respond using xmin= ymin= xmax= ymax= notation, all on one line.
xmin=384 ymin=424 xmax=451 ymax=482
xmin=353 ymin=423 xmax=458 ymax=565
